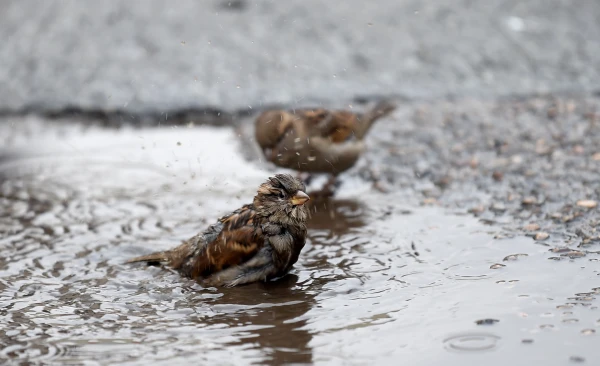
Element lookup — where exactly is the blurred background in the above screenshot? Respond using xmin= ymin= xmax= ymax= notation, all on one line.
xmin=2 ymin=0 xmax=599 ymax=117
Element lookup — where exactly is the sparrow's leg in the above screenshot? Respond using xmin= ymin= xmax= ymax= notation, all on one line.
xmin=311 ymin=175 xmax=338 ymax=198
xmin=326 ymin=175 xmax=340 ymax=193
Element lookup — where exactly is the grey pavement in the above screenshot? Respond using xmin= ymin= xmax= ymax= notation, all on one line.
xmin=1 ymin=0 xmax=600 ymax=114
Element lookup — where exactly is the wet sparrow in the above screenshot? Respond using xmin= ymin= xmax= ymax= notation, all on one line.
xmin=126 ymin=174 xmax=310 ymax=287
xmin=255 ymin=101 xmax=396 ymax=194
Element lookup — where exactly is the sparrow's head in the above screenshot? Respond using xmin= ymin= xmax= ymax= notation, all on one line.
xmin=254 ymin=174 xmax=310 ymax=226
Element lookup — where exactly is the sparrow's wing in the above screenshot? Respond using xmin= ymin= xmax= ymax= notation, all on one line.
xmin=126 ymin=204 xmax=265 ymax=280
xmin=187 ymin=204 xmax=265 ymax=277
xmin=298 ymin=109 xmax=356 ymax=143
xmin=297 ymin=109 xmax=338 ymax=138
xmin=311 ymin=102 xmax=397 ymax=142
xmin=326 ymin=112 xmax=357 ymax=142
xmin=205 ymin=223 xmax=305 ymax=288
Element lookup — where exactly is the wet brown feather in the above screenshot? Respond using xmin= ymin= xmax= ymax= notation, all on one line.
xmin=254 ymin=101 xmax=396 ymax=174
xmin=126 ymin=174 xmax=309 ymax=287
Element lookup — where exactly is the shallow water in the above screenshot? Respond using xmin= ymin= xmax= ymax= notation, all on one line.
xmin=0 ymin=118 xmax=598 ymax=365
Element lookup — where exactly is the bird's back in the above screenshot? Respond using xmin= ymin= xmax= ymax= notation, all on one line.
xmin=128 ymin=204 xmax=266 ymax=280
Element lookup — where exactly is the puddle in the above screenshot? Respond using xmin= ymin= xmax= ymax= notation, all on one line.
xmin=0 ymin=118 xmax=599 ymax=365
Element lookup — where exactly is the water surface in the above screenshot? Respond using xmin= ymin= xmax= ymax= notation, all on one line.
xmin=0 ymin=119 xmax=598 ymax=365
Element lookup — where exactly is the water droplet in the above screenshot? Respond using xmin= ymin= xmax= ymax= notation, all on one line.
xmin=444 ymin=333 xmax=500 ymax=352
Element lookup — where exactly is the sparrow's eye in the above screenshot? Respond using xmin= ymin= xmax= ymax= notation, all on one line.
xmin=278 ymin=191 xmax=286 ymax=199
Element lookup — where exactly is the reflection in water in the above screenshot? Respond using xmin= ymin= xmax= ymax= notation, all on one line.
xmin=307 ymin=198 xmax=367 ymax=235
xmin=197 ymin=275 xmax=316 ymax=365
xmin=1 ymin=120 xmax=599 ymax=365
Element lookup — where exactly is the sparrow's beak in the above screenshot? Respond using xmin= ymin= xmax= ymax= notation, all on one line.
xmin=291 ymin=190 xmax=310 ymax=205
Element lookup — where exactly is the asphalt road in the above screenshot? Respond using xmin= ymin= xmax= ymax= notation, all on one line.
xmin=2 ymin=0 xmax=600 ymax=114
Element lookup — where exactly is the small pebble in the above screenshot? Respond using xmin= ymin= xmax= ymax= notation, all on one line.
xmin=534 ymin=232 xmax=549 ymax=240
xmin=503 ymin=253 xmax=528 ymax=261
xmin=522 ymin=196 xmax=537 ymax=205
xmin=475 ymin=318 xmax=499 ymax=325
xmin=468 ymin=205 xmax=485 ymax=214
xmin=561 ymin=250 xmax=586 ymax=258
xmin=490 ymin=263 xmax=506 ymax=269
xmin=576 ymin=200 xmax=597 ymax=209
xmin=492 ymin=171 xmax=503 ymax=181
xmin=524 ymin=223 xmax=540 ymax=231
xmin=581 ymin=329 xmax=595 ymax=335
xmin=572 ymin=145 xmax=585 ymax=155
xmin=422 ymin=198 xmax=438 ymax=205
xmin=521 ymin=339 xmax=534 ymax=344
xmin=592 ymin=152 xmax=600 ymax=161
xmin=490 ymin=203 xmax=506 ymax=212
xmin=570 ymin=356 xmax=585 ymax=363
xmin=562 ymin=318 xmax=579 ymax=323
xmin=469 ymin=157 xmax=479 ymax=169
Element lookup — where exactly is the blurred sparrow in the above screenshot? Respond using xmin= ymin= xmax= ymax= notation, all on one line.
xmin=255 ymin=101 xmax=396 ymax=194
xmin=126 ymin=174 xmax=310 ymax=287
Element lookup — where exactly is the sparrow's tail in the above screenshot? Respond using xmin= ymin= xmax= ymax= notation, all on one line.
xmin=355 ymin=100 xmax=397 ymax=139
xmin=125 ymin=251 xmax=169 ymax=264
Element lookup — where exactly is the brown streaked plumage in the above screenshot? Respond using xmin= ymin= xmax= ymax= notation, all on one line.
xmin=255 ymin=101 xmax=396 ymax=194
xmin=126 ymin=174 xmax=310 ymax=287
